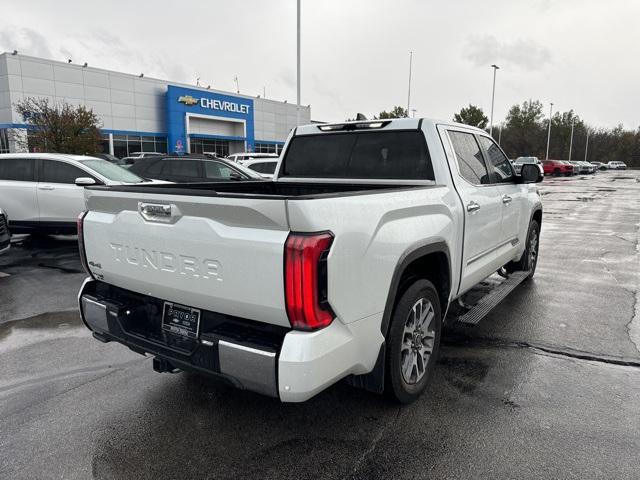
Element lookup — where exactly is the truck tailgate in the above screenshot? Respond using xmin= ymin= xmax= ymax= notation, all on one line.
xmin=82 ymin=189 xmax=291 ymax=327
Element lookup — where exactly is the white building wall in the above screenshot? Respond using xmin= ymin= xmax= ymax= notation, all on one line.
xmin=0 ymin=53 xmax=312 ymax=150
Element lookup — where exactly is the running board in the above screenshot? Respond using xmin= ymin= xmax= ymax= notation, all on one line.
xmin=455 ymin=270 xmax=530 ymax=325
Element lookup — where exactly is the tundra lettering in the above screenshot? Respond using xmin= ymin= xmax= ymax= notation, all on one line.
xmin=108 ymin=242 xmax=222 ymax=280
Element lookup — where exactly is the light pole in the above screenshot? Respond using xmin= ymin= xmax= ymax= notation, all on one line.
xmin=489 ymin=64 xmax=499 ymax=136
xmin=296 ymin=0 xmax=301 ymax=126
xmin=407 ymin=51 xmax=413 ymax=117
xmin=568 ymin=116 xmax=576 ymax=160
xmin=545 ymin=102 xmax=554 ymax=160
xmin=584 ymin=129 xmax=590 ymax=162
xmin=498 ymin=123 xmax=503 ymax=146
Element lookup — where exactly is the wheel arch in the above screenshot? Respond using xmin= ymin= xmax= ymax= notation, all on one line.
xmin=346 ymin=241 xmax=451 ymax=395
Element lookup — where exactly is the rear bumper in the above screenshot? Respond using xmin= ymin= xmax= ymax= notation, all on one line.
xmin=78 ymin=279 xmax=383 ymax=402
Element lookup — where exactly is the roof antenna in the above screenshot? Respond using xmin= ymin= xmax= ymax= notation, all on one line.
xmin=356 ymin=113 xmax=368 ymax=121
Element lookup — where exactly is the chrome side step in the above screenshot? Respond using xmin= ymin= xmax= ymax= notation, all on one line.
xmin=455 ymin=270 xmax=530 ymax=325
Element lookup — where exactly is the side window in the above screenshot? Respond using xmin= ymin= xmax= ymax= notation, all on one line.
xmin=41 ymin=160 xmax=91 ymax=184
xmin=0 ymin=158 xmax=37 ymax=181
xmin=165 ymin=160 xmax=200 ymax=179
xmin=478 ymin=136 xmax=515 ymax=183
xmin=448 ymin=131 xmax=490 ymax=185
xmin=145 ymin=160 xmax=164 ymax=176
xmin=204 ymin=161 xmax=234 ymax=179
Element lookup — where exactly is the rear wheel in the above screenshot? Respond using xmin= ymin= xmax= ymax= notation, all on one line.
xmin=385 ymin=279 xmax=442 ymax=404
xmin=505 ymin=220 xmax=540 ymax=278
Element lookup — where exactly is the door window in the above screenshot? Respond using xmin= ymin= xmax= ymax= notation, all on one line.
xmin=41 ymin=160 xmax=91 ymax=184
xmin=164 ymin=160 xmax=200 ymax=180
xmin=448 ymin=131 xmax=490 ymax=185
xmin=0 ymin=158 xmax=37 ymax=181
xmin=478 ymin=136 xmax=515 ymax=183
xmin=204 ymin=161 xmax=236 ymax=180
xmin=249 ymin=162 xmax=277 ymax=174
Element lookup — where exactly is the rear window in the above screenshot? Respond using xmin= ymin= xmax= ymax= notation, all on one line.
xmin=280 ymin=131 xmax=434 ymax=180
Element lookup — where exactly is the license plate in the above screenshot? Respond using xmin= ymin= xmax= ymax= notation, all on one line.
xmin=162 ymin=302 xmax=200 ymax=339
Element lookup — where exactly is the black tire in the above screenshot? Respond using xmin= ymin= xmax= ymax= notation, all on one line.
xmin=554 ymin=168 xmax=561 ymax=176
xmin=505 ymin=220 xmax=540 ymax=279
xmin=385 ymin=279 xmax=442 ymax=404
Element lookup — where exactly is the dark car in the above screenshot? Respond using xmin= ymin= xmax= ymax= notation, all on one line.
xmin=91 ymin=153 xmax=135 ymax=168
xmin=127 ymin=155 xmax=264 ymax=183
xmin=0 ymin=207 xmax=10 ymax=254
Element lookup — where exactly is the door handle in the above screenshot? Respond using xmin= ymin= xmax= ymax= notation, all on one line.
xmin=502 ymin=195 xmax=512 ymax=204
xmin=466 ymin=201 xmax=481 ymax=213
xmin=38 ymin=185 xmax=55 ymax=191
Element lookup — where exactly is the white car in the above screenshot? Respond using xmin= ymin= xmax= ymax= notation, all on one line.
xmin=607 ymin=161 xmax=627 ymax=170
xmin=78 ymin=118 xmax=543 ymax=403
xmin=238 ymin=158 xmax=279 ymax=178
xmin=227 ymin=152 xmax=279 ymax=163
xmin=0 ymin=153 xmax=148 ymax=235
xmin=0 ymin=206 xmax=9 ymax=254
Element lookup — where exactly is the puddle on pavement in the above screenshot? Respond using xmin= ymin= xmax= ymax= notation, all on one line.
xmin=0 ymin=310 xmax=88 ymax=353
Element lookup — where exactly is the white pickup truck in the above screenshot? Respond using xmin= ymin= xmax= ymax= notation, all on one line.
xmin=78 ymin=118 xmax=543 ymax=403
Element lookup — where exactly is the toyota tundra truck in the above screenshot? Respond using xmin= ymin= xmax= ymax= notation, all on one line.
xmin=77 ymin=118 xmax=543 ymax=403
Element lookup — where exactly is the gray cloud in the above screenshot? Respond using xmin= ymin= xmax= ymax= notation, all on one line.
xmin=0 ymin=26 xmax=53 ymax=59
xmin=463 ymin=35 xmax=552 ymax=70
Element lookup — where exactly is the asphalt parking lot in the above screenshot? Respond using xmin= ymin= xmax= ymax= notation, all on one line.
xmin=1 ymin=171 xmax=639 ymax=480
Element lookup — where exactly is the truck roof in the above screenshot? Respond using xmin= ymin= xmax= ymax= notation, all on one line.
xmin=295 ymin=117 xmax=486 ymax=136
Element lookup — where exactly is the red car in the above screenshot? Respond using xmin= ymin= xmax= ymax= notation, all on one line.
xmin=542 ymin=160 xmax=573 ymax=176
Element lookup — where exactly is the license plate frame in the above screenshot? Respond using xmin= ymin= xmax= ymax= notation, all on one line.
xmin=161 ymin=302 xmax=201 ymax=339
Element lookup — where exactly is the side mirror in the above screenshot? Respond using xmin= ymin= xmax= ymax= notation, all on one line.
xmin=75 ymin=177 xmax=96 ymax=186
xmin=229 ymin=172 xmax=243 ymax=181
xmin=520 ymin=164 xmax=542 ymax=183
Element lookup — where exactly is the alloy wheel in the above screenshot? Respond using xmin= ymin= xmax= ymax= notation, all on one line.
xmin=400 ymin=298 xmax=436 ymax=384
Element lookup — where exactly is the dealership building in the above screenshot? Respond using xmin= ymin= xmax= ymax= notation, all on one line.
xmin=0 ymin=52 xmax=311 ymax=157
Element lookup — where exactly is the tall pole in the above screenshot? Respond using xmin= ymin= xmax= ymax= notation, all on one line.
xmin=498 ymin=124 xmax=503 ymax=146
xmin=296 ymin=0 xmax=301 ymax=126
xmin=584 ymin=129 xmax=590 ymax=162
xmin=545 ymin=102 xmax=554 ymax=160
xmin=407 ymin=51 xmax=413 ymax=117
xmin=568 ymin=116 xmax=575 ymax=160
xmin=489 ymin=64 xmax=500 ymax=136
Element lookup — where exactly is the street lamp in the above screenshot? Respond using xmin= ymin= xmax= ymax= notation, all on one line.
xmin=489 ymin=64 xmax=500 ymax=136
xmin=584 ymin=128 xmax=590 ymax=162
xmin=568 ymin=116 xmax=576 ymax=161
xmin=545 ymin=102 xmax=554 ymax=161
xmin=296 ymin=0 xmax=301 ymax=126
xmin=407 ymin=51 xmax=413 ymax=117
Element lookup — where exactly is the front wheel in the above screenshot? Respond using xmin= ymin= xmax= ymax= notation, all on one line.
xmin=385 ymin=279 xmax=442 ymax=404
xmin=505 ymin=220 xmax=540 ymax=278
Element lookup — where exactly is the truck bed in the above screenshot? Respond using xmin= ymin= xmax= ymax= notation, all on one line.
xmin=87 ymin=180 xmax=432 ymax=200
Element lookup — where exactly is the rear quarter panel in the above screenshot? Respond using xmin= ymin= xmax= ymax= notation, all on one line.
xmin=286 ymin=185 xmax=461 ymax=326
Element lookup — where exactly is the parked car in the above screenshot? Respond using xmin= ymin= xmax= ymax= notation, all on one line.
xmin=581 ymin=161 xmax=596 ymax=174
xmin=569 ymin=161 xmax=589 ymax=174
xmin=77 ymin=118 xmax=543 ymax=404
xmin=607 ymin=161 xmax=627 ymax=170
xmin=590 ymin=161 xmax=607 ymax=171
xmin=227 ymin=152 xmax=279 ymax=163
xmin=0 ymin=153 xmax=148 ymax=234
xmin=127 ymin=155 xmax=264 ymax=183
xmin=513 ymin=157 xmax=544 ymax=176
xmin=542 ymin=160 xmax=573 ymax=176
xmin=238 ymin=158 xmax=279 ymax=178
xmin=0 ymin=207 xmax=9 ymax=254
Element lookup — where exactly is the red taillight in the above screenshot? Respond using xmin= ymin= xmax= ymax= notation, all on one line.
xmin=77 ymin=211 xmax=92 ymax=277
xmin=284 ymin=232 xmax=334 ymax=331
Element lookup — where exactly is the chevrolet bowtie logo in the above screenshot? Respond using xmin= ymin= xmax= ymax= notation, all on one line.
xmin=177 ymin=95 xmax=199 ymax=106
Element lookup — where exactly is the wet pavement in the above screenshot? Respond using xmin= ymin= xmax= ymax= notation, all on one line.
xmin=1 ymin=171 xmax=639 ymax=479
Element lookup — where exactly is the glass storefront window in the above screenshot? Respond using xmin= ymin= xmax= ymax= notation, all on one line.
xmin=190 ymin=138 xmax=230 ymax=157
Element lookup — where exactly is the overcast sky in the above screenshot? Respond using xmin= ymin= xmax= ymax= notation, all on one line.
xmin=1 ymin=0 xmax=638 ymax=129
